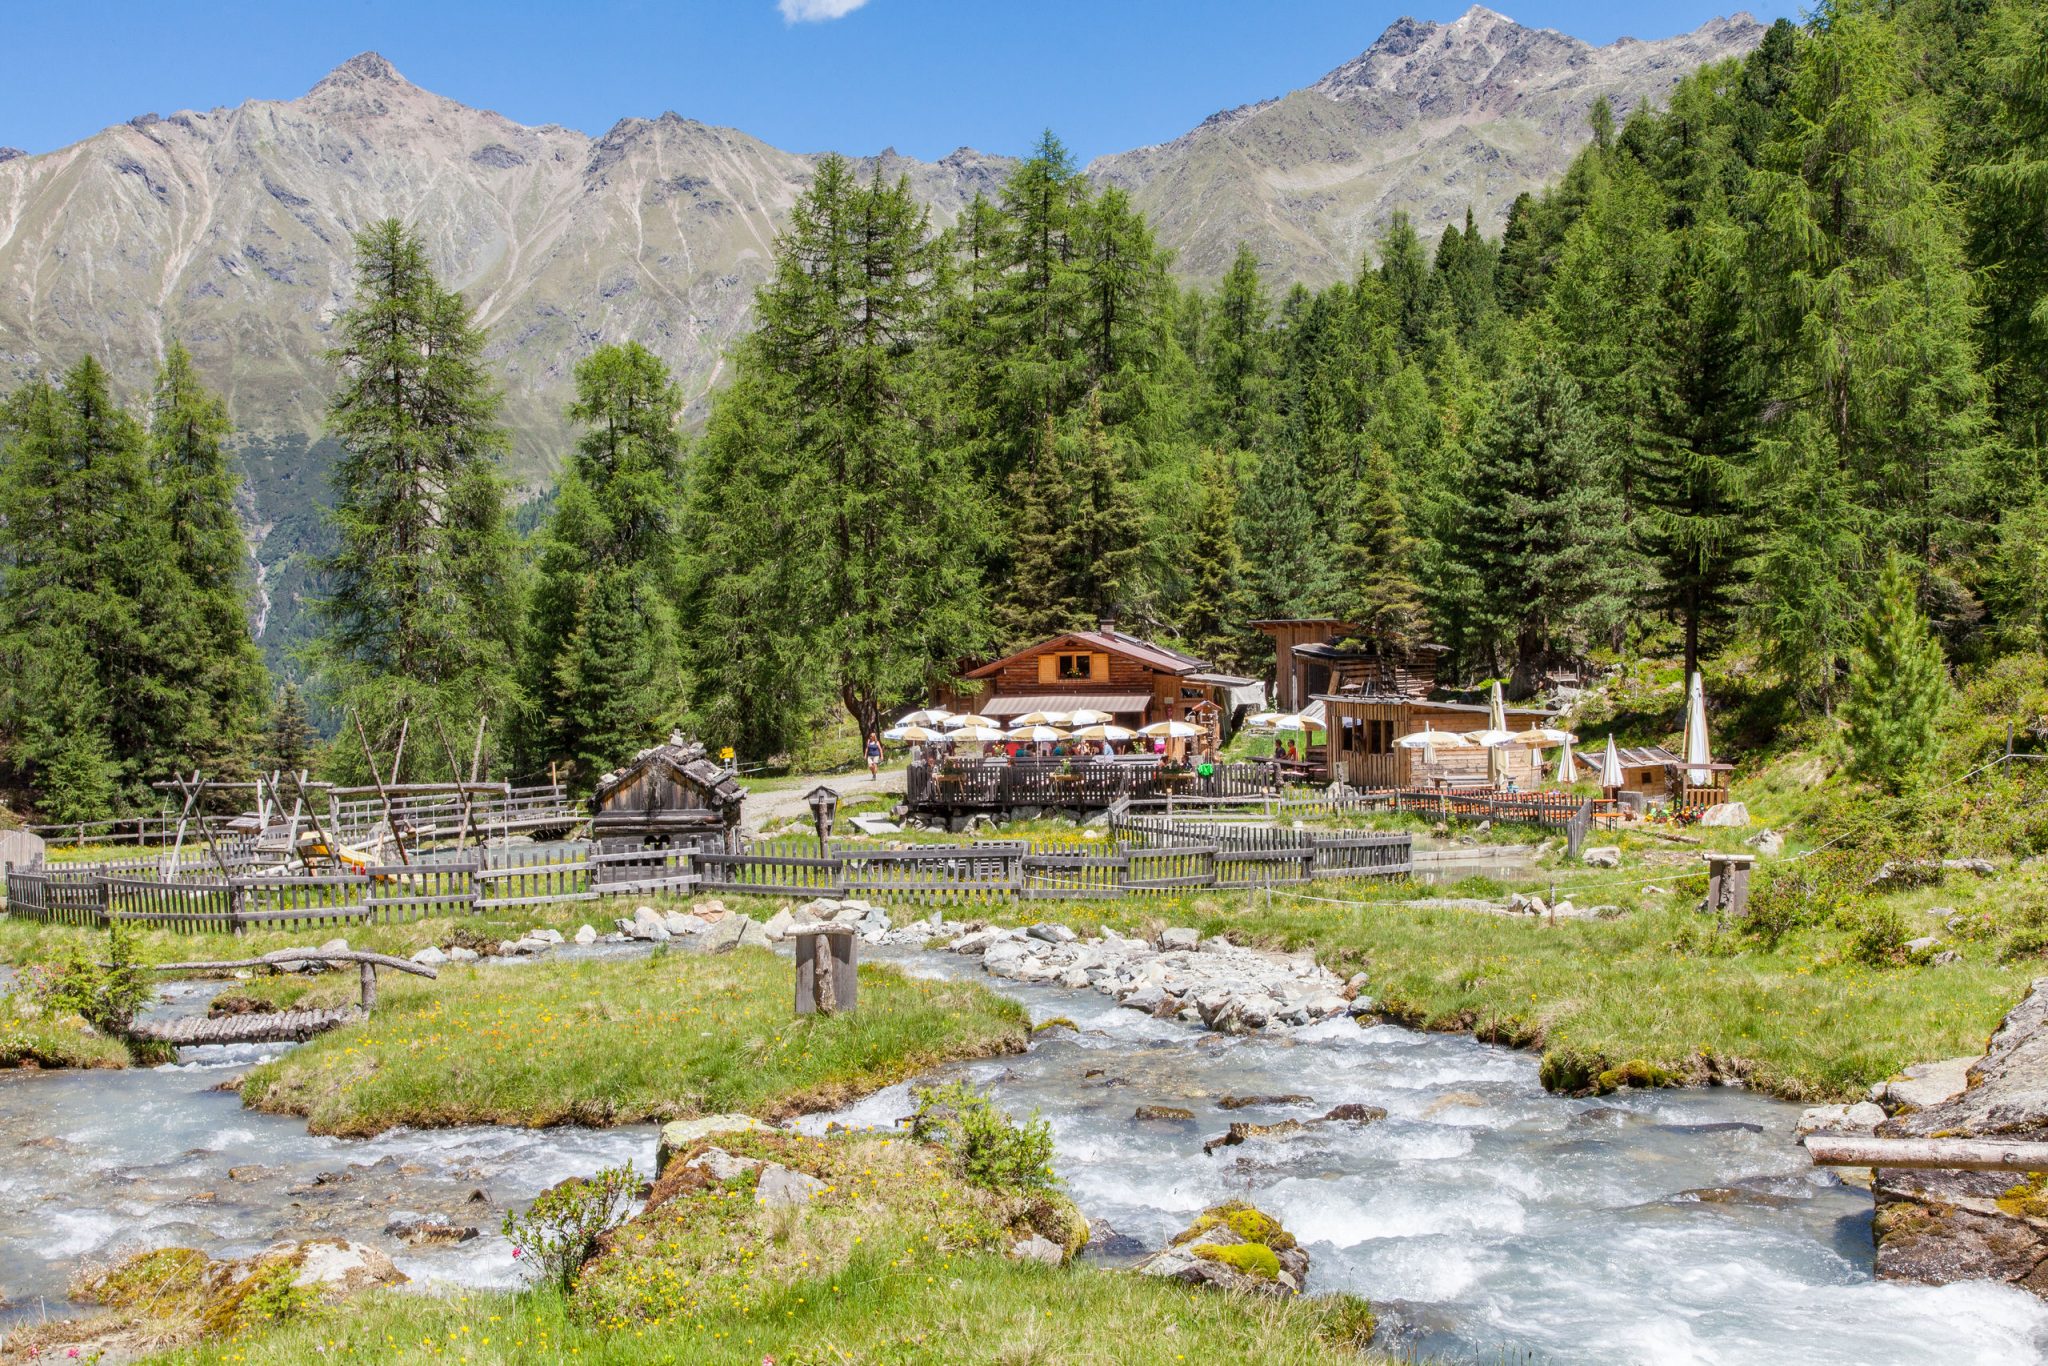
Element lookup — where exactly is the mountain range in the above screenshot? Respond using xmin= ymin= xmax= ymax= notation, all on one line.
xmin=0 ymin=6 xmax=1763 ymax=662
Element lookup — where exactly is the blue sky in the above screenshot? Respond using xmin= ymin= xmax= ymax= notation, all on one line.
xmin=1 ymin=1 xmax=1802 ymax=162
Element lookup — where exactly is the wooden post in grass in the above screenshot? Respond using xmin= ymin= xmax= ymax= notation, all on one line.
xmin=795 ymin=924 xmax=857 ymax=1017
xmin=1703 ymin=851 xmax=1755 ymax=922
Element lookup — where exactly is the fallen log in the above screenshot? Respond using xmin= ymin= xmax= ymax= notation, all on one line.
xmin=1804 ymin=1136 xmax=2048 ymax=1173
xmin=127 ymin=1006 xmax=362 ymax=1047
xmin=139 ymin=949 xmax=437 ymax=979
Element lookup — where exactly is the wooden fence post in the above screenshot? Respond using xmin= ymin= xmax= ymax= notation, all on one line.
xmin=1703 ymin=851 xmax=1755 ymax=922
xmin=795 ymin=925 xmax=857 ymax=1016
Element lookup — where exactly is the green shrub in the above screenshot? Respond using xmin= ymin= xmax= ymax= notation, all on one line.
xmin=502 ymin=1162 xmax=640 ymax=1294
xmin=2000 ymin=927 xmax=2048 ymax=964
xmin=909 ymin=1081 xmax=1057 ymax=1193
xmin=1849 ymin=903 xmax=1911 ymax=967
xmin=35 ymin=921 xmax=152 ymax=1032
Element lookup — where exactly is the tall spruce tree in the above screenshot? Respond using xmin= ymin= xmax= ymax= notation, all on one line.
xmin=1841 ymin=554 xmax=1950 ymax=791
xmin=1177 ymin=453 xmax=1251 ymax=668
xmin=311 ymin=219 xmax=521 ymax=775
xmin=523 ymin=342 xmax=685 ymax=779
xmin=147 ymin=343 xmax=268 ymax=770
xmin=1331 ymin=443 xmax=1429 ymax=645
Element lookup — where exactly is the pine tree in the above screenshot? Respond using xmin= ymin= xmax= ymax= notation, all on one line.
xmin=1177 ymin=453 xmax=1250 ymax=668
xmin=1452 ymin=357 xmax=1628 ymax=676
xmin=1201 ymin=245 xmax=1276 ymax=451
xmin=1236 ymin=438 xmax=1325 ymax=622
xmin=311 ymin=219 xmax=521 ymax=775
xmin=523 ymin=342 xmax=685 ymax=776
xmin=1376 ymin=212 xmax=1431 ymax=352
xmin=147 ymin=343 xmax=268 ymax=771
xmin=685 ymin=158 xmax=993 ymax=745
xmin=1331 ymin=443 xmax=1429 ymax=644
xmin=266 ymin=682 xmax=317 ymax=775
xmin=1841 ymin=554 xmax=1950 ymax=791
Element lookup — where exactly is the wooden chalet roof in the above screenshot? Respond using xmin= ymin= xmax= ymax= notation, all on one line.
xmin=591 ymin=734 xmax=744 ymax=809
xmin=964 ymin=629 xmax=1209 ymax=680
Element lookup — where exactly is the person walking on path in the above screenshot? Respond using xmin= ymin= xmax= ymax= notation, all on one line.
xmin=865 ymin=733 xmax=883 ymax=779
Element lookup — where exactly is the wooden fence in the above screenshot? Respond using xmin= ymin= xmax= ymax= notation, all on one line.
xmin=906 ymin=758 xmax=1284 ymax=812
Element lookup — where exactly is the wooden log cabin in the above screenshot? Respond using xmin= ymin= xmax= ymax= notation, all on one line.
xmin=590 ymin=733 xmax=745 ymax=857
xmin=1321 ymin=695 xmax=1568 ymax=790
xmin=945 ymin=623 xmax=1259 ymax=738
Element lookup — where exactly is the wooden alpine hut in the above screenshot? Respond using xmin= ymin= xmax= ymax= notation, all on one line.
xmin=590 ymin=732 xmax=744 ymax=855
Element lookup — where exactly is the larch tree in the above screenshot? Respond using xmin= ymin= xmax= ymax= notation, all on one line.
xmin=1841 ymin=554 xmax=1951 ymax=791
xmin=311 ymin=218 xmax=521 ymax=776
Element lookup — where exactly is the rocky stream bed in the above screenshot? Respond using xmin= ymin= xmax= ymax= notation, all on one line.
xmin=5 ymin=923 xmax=2048 ymax=1363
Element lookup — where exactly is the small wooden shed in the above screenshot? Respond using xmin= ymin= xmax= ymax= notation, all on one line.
xmin=590 ymin=733 xmax=744 ymax=855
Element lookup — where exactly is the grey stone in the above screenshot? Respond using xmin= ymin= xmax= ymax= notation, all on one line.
xmin=1159 ymin=927 xmax=1201 ymax=951
xmin=530 ymin=928 xmax=564 ymax=944
xmin=1582 ymin=845 xmax=1621 ymax=868
xmin=573 ymin=924 xmax=598 ymax=946
xmin=662 ymin=911 xmax=700 ymax=936
xmin=1119 ymin=983 xmax=1167 ymax=1012
xmin=655 ymin=1114 xmax=767 ymax=1173
xmin=410 ymin=946 xmax=446 ymax=966
xmin=445 ymin=946 xmax=479 ymax=963
xmin=703 ymin=915 xmax=772 ymax=954
xmin=755 ymin=1163 xmax=828 ymax=1208
xmin=684 ymin=1146 xmax=764 ymax=1182
xmin=319 ymin=937 xmax=351 ymax=954
xmin=1747 ymin=827 xmax=1785 ymax=857
xmin=1696 ymin=801 xmax=1751 ymax=827
xmin=1877 ymin=1056 xmax=1977 ymax=1112
xmin=1905 ymin=935 xmax=1942 ymax=956
xmin=1008 ymin=1234 xmax=1064 ymax=1265
xmin=1027 ymin=922 xmax=1077 ymax=944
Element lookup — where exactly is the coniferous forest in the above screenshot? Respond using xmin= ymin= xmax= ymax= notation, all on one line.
xmin=6 ymin=1 xmax=2048 ymax=813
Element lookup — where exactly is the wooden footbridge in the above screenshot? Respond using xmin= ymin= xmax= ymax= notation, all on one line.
xmin=121 ymin=949 xmax=436 ymax=1049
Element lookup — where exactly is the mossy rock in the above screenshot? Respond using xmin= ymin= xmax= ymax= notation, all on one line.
xmin=200 ymin=1258 xmax=318 ymax=1336
xmin=1170 ymin=1201 xmax=1296 ymax=1252
xmin=79 ymin=1247 xmax=212 ymax=1308
xmin=1192 ymin=1241 xmax=1280 ymax=1280
xmin=1595 ymin=1059 xmax=1678 ymax=1093
xmin=1308 ymin=1291 xmax=1379 ymax=1350
xmin=1998 ymin=1173 xmax=2048 ymax=1220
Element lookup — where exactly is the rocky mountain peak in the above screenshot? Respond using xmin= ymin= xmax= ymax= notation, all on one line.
xmin=0 ymin=147 xmax=26 ymax=163
xmin=318 ymin=52 xmax=408 ymax=89
xmin=303 ymin=52 xmax=424 ymax=116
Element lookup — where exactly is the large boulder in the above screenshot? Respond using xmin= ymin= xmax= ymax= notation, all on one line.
xmin=1696 ymin=802 xmax=1751 ymax=827
xmin=1869 ymin=978 xmax=2048 ymax=1294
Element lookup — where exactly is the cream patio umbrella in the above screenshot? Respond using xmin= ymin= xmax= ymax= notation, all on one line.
xmin=942 ymin=725 xmax=1010 ymax=744
xmin=1138 ymin=720 xmax=1203 ymax=739
xmin=896 ymin=708 xmax=953 ymax=727
xmin=1395 ymin=722 xmax=1472 ymax=767
xmin=1008 ymin=724 xmax=1070 ymax=743
xmin=1065 ymin=708 xmax=1116 ymax=727
xmin=1069 ymin=723 xmax=1137 ymax=743
xmin=884 ymin=724 xmax=950 ymax=743
xmin=1598 ymin=734 xmax=1625 ymax=795
xmin=1008 ymin=710 xmax=1072 ymax=727
xmin=1680 ymin=670 xmax=1712 ymax=789
xmin=943 ymin=713 xmax=1000 ymax=730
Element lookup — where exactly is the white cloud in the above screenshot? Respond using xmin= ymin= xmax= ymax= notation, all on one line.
xmin=778 ymin=0 xmax=871 ymax=21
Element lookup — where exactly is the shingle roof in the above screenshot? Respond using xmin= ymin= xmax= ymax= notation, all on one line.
xmin=963 ymin=630 xmax=1209 ymax=679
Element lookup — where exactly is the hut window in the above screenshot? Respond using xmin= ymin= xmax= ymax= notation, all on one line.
xmin=1056 ymin=652 xmax=1095 ymax=680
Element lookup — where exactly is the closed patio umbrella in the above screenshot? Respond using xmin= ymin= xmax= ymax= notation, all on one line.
xmin=1487 ymin=680 xmax=1508 ymax=788
xmin=1680 ymin=671 xmax=1712 ymax=788
xmin=1599 ymin=735 xmax=1625 ymax=793
xmin=1553 ymin=733 xmax=1577 ymax=785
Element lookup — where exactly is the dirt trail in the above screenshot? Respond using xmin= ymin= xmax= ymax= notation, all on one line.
xmin=741 ymin=769 xmax=899 ymax=832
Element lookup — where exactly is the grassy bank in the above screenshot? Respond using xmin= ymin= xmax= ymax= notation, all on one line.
xmin=240 ymin=948 xmax=1029 ymax=1135
xmin=142 ymin=1127 xmax=1382 ymax=1366
xmin=0 ymin=990 xmax=130 ymax=1068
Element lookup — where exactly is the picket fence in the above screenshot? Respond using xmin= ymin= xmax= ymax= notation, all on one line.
xmin=5 ymin=817 xmax=1413 ymax=933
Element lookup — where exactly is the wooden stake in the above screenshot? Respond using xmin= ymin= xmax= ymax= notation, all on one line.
xmin=351 ymin=710 xmax=411 ymax=866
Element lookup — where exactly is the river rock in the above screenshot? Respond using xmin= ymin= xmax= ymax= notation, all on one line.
xmin=529 ymin=928 xmax=564 ymax=945
xmin=1696 ymin=802 xmax=1750 ymax=827
xmin=1118 ymin=982 xmax=1167 ymax=1012
xmin=1872 ymin=1057 xmax=1976 ymax=1112
xmin=573 ymin=924 xmax=598 ymax=946
xmin=1869 ymin=978 xmax=2048 ymax=1294
xmin=665 ymin=912 xmax=709 ymax=936
xmin=281 ymin=1238 xmax=408 ymax=1294
xmin=410 ymin=946 xmax=447 ymax=966
xmin=755 ymin=1163 xmax=827 ymax=1208
xmin=1202 ymin=1120 xmax=1306 ymax=1154
xmin=1008 ymin=1234 xmax=1065 ymax=1265
xmin=1219 ymin=1094 xmax=1311 ymax=1110
xmin=1321 ymin=1103 xmax=1389 ymax=1123
xmin=446 ymin=946 xmax=479 ymax=963
xmin=1027 ymin=922 xmax=1077 ymax=944
xmin=684 ymin=1146 xmax=764 ymax=1182
xmin=1136 ymin=1202 xmax=1307 ymax=1296
xmin=656 ymin=1114 xmax=768 ymax=1174
xmin=1796 ymin=1102 xmax=1887 ymax=1137
xmin=1747 ymin=827 xmax=1785 ymax=857
xmin=1159 ymin=927 xmax=1201 ymax=951
xmin=1133 ymin=1105 xmax=1195 ymax=1122
xmin=383 ymin=1219 xmax=479 ymax=1246
xmin=1582 ymin=846 xmax=1621 ymax=868
xmin=703 ymin=915 xmax=772 ymax=954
